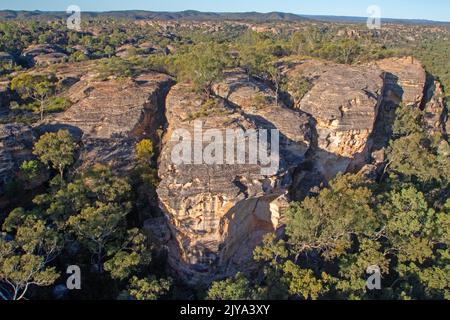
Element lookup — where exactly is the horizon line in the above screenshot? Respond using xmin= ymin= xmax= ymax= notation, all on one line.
xmin=1 ymin=9 xmax=449 ymax=23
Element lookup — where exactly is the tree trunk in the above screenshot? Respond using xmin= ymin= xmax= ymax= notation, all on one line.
xmin=40 ymin=100 xmax=44 ymax=121
xmin=275 ymin=84 xmax=279 ymax=106
xmin=97 ymin=244 xmax=103 ymax=274
xmin=59 ymin=165 xmax=64 ymax=186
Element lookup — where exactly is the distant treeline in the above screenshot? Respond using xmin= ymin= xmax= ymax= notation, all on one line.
xmin=0 ymin=10 xmax=449 ymax=25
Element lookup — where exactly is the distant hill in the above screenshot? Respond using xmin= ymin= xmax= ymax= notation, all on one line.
xmin=0 ymin=10 xmax=449 ymax=25
xmin=0 ymin=10 xmax=309 ymax=22
xmin=300 ymin=14 xmax=450 ymax=25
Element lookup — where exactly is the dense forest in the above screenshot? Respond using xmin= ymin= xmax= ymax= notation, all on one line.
xmin=0 ymin=15 xmax=449 ymax=300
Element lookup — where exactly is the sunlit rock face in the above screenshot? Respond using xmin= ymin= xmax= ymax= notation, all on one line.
xmin=424 ymin=79 xmax=450 ymax=135
xmin=2 ymin=53 xmax=440 ymax=286
xmin=374 ymin=57 xmax=427 ymax=107
xmin=285 ymin=59 xmax=384 ymax=182
xmin=157 ymin=81 xmax=311 ymax=284
xmin=48 ymin=71 xmax=174 ymax=171
xmin=157 ymin=57 xmax=440 ymax=284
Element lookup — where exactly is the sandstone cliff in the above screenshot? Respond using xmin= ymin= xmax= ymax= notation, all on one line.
xmin=48 ymin=71 xmax=174 ymax=171
xmin=0 ymin=55 xmax=448 ymax=286
xmin=0 ymin=124 xmax=35 ymax=202
xmin=157 ymin=57 xmax=448 ymax=284
xmin=157 ymin=80 xmax=311 ymax=284
xmin=285 ymin=59 xmax=384 ymax=182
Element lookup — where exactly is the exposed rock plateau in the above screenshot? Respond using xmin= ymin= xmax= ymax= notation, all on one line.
xmin=49 ymin=70 xmax=173 ymax=171
xmin=21 ymin=44 xmax=67 ymax=67
xmin=157 ymin=57 xmax=448 ymax=284
xmin=157 ymin=74 xmax=311 ymax=284
xmin=0 ymin=56 xmax=448 ymax=284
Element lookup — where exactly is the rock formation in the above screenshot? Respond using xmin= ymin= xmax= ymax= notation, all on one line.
xmin=0 ymin=52 xmax=15 ymax=65
xmin=424 ymin=78 xmax=449 ymax=135
xmin=21 ymin=44 xmax=67 ymax=67
xmin=0 ymin=80 xmax=12 ymax=111
xmin=0 ymin=124 xmax=35 ymax=197
xmin=156 ymin=57 xmax=448 ymax=284
xmin=157 ymin=70 xmax=312 ymax=284
xmin=375 ymin=57 xmax=426 ymax=107
xmin=286 ymin=59 xmax=384 ymax=182
xmin=0 ymin=54 xmax=447 ymax=286
xmin=49 ymin=71 xmax=174 ymax=171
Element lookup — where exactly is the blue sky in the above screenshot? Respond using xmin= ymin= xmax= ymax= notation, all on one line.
xmin=1 ymin=0 xmax=449 ymax=22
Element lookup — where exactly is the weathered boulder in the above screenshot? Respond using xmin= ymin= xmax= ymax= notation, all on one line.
xmin=71 ymin=45 xmax=91 ymax=56
xmin=158 ymin=79 xmax=311 ymax=284
xmin=138 ymin=42 xmax=158 ymax=54
xmin=34 ymin=52 xmax=68 ymax=66
xmin=115 ymin=44 xmax=137 ymax=58
xmin=213 ymin=69 xmax=312 ymax=163
xmin=0 ymin=80 xmax=12 ymax=111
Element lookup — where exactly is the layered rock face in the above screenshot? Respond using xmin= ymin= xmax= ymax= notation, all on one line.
xmin=157 ymin=57 xmax=447 ymax=284
xmin=375 ymin=57 xmax=426 ymax=107
xmin=50 ymin=71 xmax=174 ymax=171
xmin=370 ymin=56 xmax=431 ymax=152
xmin=213 ymin=69 xmax=312 ymax=167
xmin=158 ymin=77 xmax=311 ymax=284
xmin=285 ymin=59 xmax=384 ymax=182
xmin=1 ymin=54 xmax=446 ymax=285
xmin=0 ymin=80 xmax=12 ymax=111
xmin=21 ymin=44 xmax=67 ymax=67
xmin=424 ymin=78 xmax=449 ymax=135
xmin=0 ymin=52 xmax=15 ymax=65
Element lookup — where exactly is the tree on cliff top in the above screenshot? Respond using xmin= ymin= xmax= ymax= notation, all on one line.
xmin=11 ymin=73 xmax=57 ymax=121
xmin=176 ymin=43 xmax=230 ymax=97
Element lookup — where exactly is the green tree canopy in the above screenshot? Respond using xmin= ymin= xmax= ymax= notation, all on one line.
xmin=11 ymin=73 xmax=57 ymax=121
xmin=33 ymin=130 xmax=79 ymax=182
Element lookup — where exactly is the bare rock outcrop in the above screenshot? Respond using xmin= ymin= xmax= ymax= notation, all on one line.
xmin=48 ymin=71 xmax=174 ymax=171
xmin=375 ymin=56 xmax=426 ymax=107
xmin=21 ymin=44 xmax=66 ymax=67
xmin=157 ymin=81 xmax=311 ymax=284
xmin=0 ymin=124 xmax=35 ymax=197
xmin=369 ymin=57 xmax=436 ymax=155
xmin=1 ymin=53 xmax=440 ymax=286
xmin=157 ymin=58 xmax=436 ymax=284
xmin=424 ymin=79 xmax=449 ymax=135
xmin=285 ymin=59 xmax=384 ymax=182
